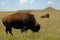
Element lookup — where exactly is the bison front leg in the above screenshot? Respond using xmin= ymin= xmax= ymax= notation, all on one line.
xmin=21 ymin=26 xmax=27 ymax=33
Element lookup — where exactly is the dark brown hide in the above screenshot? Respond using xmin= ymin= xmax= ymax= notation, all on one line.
xmin=2 ymin=12 xmax=40 ymax=36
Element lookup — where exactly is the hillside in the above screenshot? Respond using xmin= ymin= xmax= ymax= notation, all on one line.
xmin=0 ymin=7 xmax=60 ymax=40
xmin=0 ymin=7 xmax=60 ymax=20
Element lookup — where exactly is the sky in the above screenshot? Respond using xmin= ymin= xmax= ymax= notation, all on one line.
xmin=0 ymin=0 xmax=60 ymax=11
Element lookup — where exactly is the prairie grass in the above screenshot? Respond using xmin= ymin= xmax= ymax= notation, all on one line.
xmin=0 ymin=10 xmax=60 ymax=40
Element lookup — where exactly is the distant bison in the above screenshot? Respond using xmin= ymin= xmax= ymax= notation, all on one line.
xmin=2 ymin=12 xmax=40 ymax=36
xmin=41 ymin=14 xmax=49 ymax=18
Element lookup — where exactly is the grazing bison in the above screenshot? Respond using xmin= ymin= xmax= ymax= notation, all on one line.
xmin=2 ymin=12 xmax=40 ymax=36
xmin=41 ymin=14 xmax=49 ymax=18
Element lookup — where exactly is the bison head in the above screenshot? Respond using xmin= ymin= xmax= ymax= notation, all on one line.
xmin=31 ymin=22 xmax=40 ymax=32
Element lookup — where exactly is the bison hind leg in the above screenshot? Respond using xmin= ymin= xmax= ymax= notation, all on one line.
xmin=6 ymin=27 xmax=13 ymax=36
xmin=8 ymin=27 xmax=13 ymax=36
xmin=5 ymin=27 xmax=9 ymax=34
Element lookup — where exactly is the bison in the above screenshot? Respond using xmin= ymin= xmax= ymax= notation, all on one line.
xmin=41 ymin=14 xmax=49 ymax=18
xmin=2 ymin=12 xmax=40 ymax=36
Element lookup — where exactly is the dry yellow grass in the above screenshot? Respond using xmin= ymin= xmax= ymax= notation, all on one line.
xmin=0 ymin=9 xmax=60 ymax=40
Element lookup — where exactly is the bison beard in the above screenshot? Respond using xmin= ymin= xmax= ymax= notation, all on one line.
xmin=2 ymin=13 xmax=40 ymax=36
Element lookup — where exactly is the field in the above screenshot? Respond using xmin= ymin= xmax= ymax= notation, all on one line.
xmin=0 ymin=7 xmax=60 ymax=40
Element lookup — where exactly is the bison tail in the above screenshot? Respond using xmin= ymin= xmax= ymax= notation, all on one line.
xmin=2 ymin=18 xmax=8 ymax=27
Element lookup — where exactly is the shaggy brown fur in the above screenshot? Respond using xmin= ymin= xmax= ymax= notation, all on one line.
xmin=2 ymin=12 xmax=40 ymax=36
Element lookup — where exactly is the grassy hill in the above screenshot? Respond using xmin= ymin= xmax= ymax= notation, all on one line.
xmin=0 ymin=7 xmax=60 ymax=40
